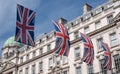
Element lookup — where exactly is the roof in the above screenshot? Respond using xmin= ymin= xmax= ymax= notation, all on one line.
xmin=3 ymin=36 xmax=23 ymax=48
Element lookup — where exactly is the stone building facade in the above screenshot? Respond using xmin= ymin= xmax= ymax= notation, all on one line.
xmin=0 ymin=0 xmax=120 ymax=74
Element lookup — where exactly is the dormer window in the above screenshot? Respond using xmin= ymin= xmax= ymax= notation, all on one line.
xmin=93 ymin=7 xmax=102 ymax=16
xmin=83 ymin=13 xmax=92 ymax=21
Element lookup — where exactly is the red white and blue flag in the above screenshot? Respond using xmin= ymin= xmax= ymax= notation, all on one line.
xmin=52 ymin=20 xmax=70 ymax=56
xmin=101 ymin=41 xmax=112 ymax=70
xmin=80 ymin=33 xmax=94 ymax=65
xmin=15 ymin=4 xmax=36 ymax=46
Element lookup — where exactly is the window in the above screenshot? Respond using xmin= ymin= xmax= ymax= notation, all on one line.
xmin=7 ymin=72 xmax=13 ymax=74
xmin=100 ymin=60 xmax=107 ymax=74
xmin=39 ymin=62 xmax=43 ymax=70
xmin=84 ymin=26 xmax=90 ymax=34
xmin=46 ymin=35 xmax=49 ymax=40
xmin=76 ymin=67 xmax=81 ymax=74
xmin=74 ymin=31 xmax=79 ymax=39
xmin=104 ymin=2 xmax=113 ymax=10
xmin=47 ymin=44 xmax=51 ymax=51
xmin=32 ymin=65 xmax=35 ymax=74
xmin=63 ymin=56 xmax=68 ymax=64
xmin=20 ymin=57 xmax=23 ymax=63
xmin=95 ymin=21 xmax=101 ymax=29
xmin=107 ymin=15 xmax=113 ymax=24
xmin=39 ymin=39 xmax=42 ymax=44
xmin=49 ymin=58 xmax=53 ymax=68
xmin=110 ymin=32 xmax=118 ymax=47
xmin=4 ymin=52 xmax=8 ymax=59
xmin=39 ymin=38 xmax=45 ymax=44
xmin=71 ymin=22 xmax=74 ymax=27
xmin=39 ymin=48 xmax=43 ymax=55
xmin=57 ymin=73 xmax=60 ymax=74
xmin=83 ymin=13 xmax=92 ymax=21
xmin=63 ymin=70 xmax=68 ymax=74
xmin=88 ymin=64 xmax=93 ymax=74
xmin=75 ymin=47 xmax=80 ymax=60
xmin=97 ymin=37 xmax=103 ymax=49
xmin=26 ymin=54 xmax=29 ymax=60
xmin=114 ymin=55 xmax=120 ymax=72
xmin=32 ymin=51 xmax=36 ymax=58
xmin=19 ymin=70 xmax=22 ymax=74
xmin=72 ymin=19 xmax=80 ymax=27
xmin=56 ymin=56 xmax=60 ymax=65
xmin=93 ymin=7 xmax=102 ymax=16
xmin=25 ymin=67 xmax=29 ymax=74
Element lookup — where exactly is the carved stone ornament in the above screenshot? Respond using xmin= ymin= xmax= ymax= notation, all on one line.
xmin=1 ymin=61 xmax=16 ymax=71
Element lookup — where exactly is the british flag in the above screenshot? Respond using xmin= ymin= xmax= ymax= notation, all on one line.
xmin=101 ymin=41 xmax=112 ymax=70
xmin=15 ymin=4 xmax=36 ymax=46
xmin=52 ymin=20 xmax=70 ymax=56
xmin=80 ymin=33 xmax=94 ymax=65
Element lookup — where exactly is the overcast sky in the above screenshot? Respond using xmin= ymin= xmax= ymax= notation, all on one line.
xmin=0 ymin=0 xmax=107 ymax=55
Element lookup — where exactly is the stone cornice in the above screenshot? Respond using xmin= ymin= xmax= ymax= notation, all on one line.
xmin=2 ymin=46 xmax=20 ymax=50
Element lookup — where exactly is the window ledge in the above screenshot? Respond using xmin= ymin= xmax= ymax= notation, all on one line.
xmin=110 ymin=44 xmax=119 ymax=49
xmin=97 ymin=48 xmax=103 ymax=53
xmin=75 ymin=57 xmax=81 ymax=61
xmin=62 ymin=62 xmax=68 ymax=66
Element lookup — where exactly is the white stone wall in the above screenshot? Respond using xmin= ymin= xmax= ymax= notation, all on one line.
xmin=1 ymin=0 xmax=120 ymax=74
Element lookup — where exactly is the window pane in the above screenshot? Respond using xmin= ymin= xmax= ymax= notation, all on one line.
xmin=74 ymin=31 xmax=79 ymax=39
xmin=114 ymin=55 xmax=120 ymax=72
xmin=56 ymin=56 xmax=60 ymax=65
xmin=47 ymin=44 xmax=51 ymax=51
xmin=49 ymin=58 xmax=53 ymax=68
xmin=95 ymin=21 xmax=101 ymax=29
xmin=19 ymin=70 xmax=22 ymax=74
xmin=39 ymin=48 xmax=43 ymax=55
xmin=97 ymin=37 xmax=103 ymax=49
xmin=110 ymin=33 xmax=118 ymax=47
xmin=75 ymin=47 xmax=80 ymax=59
xmin=32 ymin=65 xmax=35 ymax=74
xmin=88 ymin=64 xmax=93 ymax=74
xmin=63 ymin=56 xmax=68 ymax=64
xmin=25 ymin=67 xmax=28 ymax=74
xmin=32 ymin=51 xmax=36 ymax=58
xmin=26 ymin=54 xmax=29 ymax=60
xmin=76 ymin=67 xmax=81 ymax=74
xmin=39 ymin=62 xmax=43 ymax=69
xmin=84 ymin=26 xmax=90 ymax=34
xmin=100 ymin=60 xmax=107 ymax=74
xmin=63 ymin=70 xmax=68 ymax=74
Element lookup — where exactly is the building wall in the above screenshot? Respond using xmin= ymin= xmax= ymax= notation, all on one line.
xmin=1 ymin=0 xmax=120 ymax=74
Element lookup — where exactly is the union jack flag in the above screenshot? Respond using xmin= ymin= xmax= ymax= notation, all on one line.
xmin=80 ymin=33 xmax=94 ymax=65
xmin=101 ymin=41 xmax=112 ymax=70
xmin=52 ymin=20 xmax=70 ymax=56
xmin=15 ymin=4 xmax=36 ymax=46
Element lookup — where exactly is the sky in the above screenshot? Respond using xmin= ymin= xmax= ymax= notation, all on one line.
xmin=0 ymin=0 xmax=108 ymax=55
